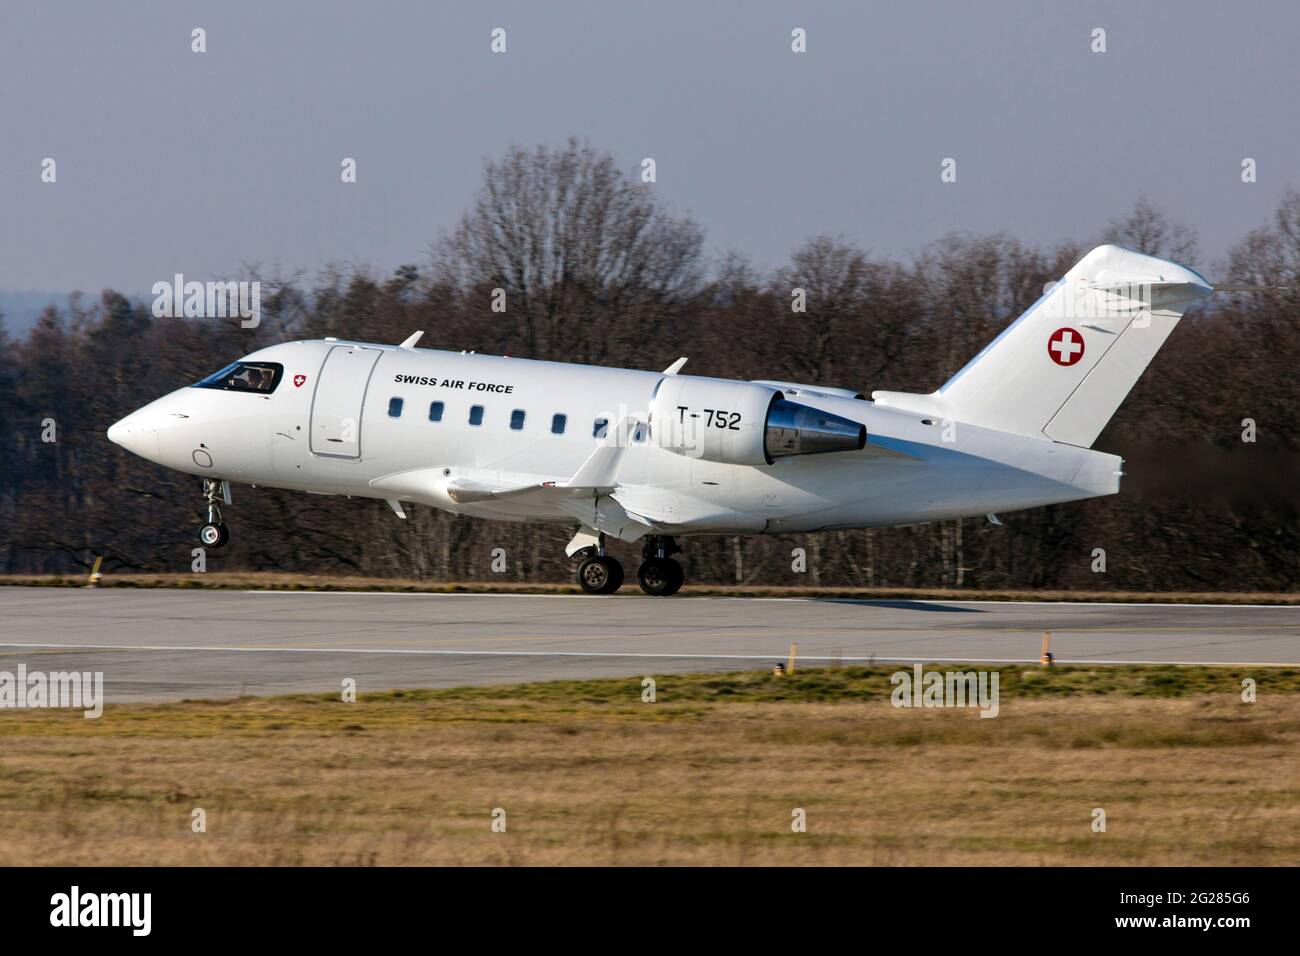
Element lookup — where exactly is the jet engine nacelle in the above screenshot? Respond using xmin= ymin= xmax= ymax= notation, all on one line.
xmin=650 ymin=376 xmax=866 ymax=466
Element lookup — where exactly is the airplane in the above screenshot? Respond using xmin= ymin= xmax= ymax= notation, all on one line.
xmin=108 ymin=244 xmax=1218 ymax=595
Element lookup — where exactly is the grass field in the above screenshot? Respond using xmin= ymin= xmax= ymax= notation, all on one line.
xmin=1 ymin=665 xmax=1297 ymax=866
xmin=3 ymin=571 xmax=1297 ymax=604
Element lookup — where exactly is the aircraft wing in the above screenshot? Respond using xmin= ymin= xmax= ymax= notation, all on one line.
xmin=442 ymin=477 xmax=546 ymax=504
xmin=369 ymin=416 xmax=642 ymax=507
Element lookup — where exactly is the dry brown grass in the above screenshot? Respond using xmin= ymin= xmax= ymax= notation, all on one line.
xmin=0 ymin=667 xmax=1296 ymax=865
xmin=3 ymin=571 xmax=1296 ymax=604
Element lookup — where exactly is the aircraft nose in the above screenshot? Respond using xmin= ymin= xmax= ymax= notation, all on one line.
xmin=107 ymin=409 xmax=160 ymax=460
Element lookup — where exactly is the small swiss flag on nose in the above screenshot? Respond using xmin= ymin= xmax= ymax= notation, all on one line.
xmin=293 ymin=374 xmax=306 ymax=387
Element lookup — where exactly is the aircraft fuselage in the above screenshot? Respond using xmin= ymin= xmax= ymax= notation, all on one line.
xmin=109 ymin=337 xmax=1122 ymax=538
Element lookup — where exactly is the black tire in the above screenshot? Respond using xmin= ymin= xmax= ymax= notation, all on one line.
xmin=638 ymin=557 xmax=684 ymax=596
xmin=199 ymin=523 xmax=227 ymax=548
xmin=661 ymin=558 xmax=684 ymax=596
xmin=578 ymin=556 xmax=623 ymax=594
xmin=637 ymin=558 xmax=669 ymax=595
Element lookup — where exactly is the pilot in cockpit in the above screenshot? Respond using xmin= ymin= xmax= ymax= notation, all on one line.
xmin=231 ymin=365 xmax=270 ymax=391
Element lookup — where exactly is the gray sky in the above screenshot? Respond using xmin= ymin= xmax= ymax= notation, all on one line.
xmin=2 ymin=0 xmax=1297 ymax=298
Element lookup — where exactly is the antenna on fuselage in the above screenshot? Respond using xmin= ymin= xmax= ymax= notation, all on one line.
xmin=398 ymin=331 xmax=424 ymax=350
xmin=662 ymin=357 xmax=688 ymax=374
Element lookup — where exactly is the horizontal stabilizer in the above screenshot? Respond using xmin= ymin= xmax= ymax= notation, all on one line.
xmin=1207 ymin=283 xmax=1292 ymax=293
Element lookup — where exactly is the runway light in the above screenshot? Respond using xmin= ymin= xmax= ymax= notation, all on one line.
xmin=86 ymin=555 xmax=103 ymax=589
xmin=772 ymin=662 xmax=786 ymax=678
xmin=1040 ymin=631 xmax=1054 ymax=667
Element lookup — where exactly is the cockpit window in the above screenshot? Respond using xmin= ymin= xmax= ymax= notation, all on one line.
xmin=193 ymin=361 xmax=284 ymax=393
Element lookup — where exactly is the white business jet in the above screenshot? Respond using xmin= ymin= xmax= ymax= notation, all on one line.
xmin=109 ymin=245 xmax=1214 ymax=595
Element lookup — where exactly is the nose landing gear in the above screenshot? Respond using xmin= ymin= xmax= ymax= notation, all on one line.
xmin=637 ymin=536 xmax=684 ymax=596
xmin=198 ymin=478 xmax=230 ymax=548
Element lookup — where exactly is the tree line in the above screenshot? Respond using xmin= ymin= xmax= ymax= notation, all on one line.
xmin=1 ymin=140 xmax=1296 ymax=590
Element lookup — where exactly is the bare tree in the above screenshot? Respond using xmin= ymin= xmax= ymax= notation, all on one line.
xmin=432 ymin=139 xmax=704 ymax=366
xmin=1103 ymin=196 xmax=1199 ymax=264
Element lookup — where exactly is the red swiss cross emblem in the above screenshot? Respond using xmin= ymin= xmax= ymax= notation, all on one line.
xmin=293 ymin=374 xmax=307 ymax=387
xmin=1047 ymin=327 xmax=1085 ymax=366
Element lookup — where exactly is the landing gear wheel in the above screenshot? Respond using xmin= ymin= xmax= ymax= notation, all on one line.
xmin=577 ymin=555 xmax=624 ymax=594
xmin=199 ymin=523 xmax=228 ymax=548
xmin=637 ymin=558 xmax=684 ymax=596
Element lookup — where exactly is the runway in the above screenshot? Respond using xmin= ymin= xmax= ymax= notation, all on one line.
xmin=0 ymin=586 xmax=1296 ymax=702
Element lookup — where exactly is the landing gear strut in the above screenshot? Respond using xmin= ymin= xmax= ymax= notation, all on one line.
xmin=637 ymin=536 xmax=684 ymax=596
xmin=198 ymin=478 xmax=230 ymax=548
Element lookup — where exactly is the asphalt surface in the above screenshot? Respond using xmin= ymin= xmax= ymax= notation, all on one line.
xmin=0 ymin=587 xmax=1296 ymax=702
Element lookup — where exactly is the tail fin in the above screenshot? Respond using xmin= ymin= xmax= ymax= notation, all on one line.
xmin=872 ymin=245 xmax=1212 ymax=447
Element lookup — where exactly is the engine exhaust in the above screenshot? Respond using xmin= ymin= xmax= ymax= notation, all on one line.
xmin=764 ymin=399 xmax=866 ymax=461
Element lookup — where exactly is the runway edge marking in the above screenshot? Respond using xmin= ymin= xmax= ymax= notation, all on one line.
xmin=0 ymin=642 xmax=1295 ymax=667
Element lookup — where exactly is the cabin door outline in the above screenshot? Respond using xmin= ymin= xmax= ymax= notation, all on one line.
xmin=309 ymin=345 xmax=383 ymax=458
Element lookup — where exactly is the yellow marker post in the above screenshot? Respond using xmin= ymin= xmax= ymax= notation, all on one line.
xmin=1040 ymin=631 xmax=1054 ymax=666
xmin=87 ymin=555 xmax=104 ymax=589
xmin=787 ymin=642 xmax=798 ymax=675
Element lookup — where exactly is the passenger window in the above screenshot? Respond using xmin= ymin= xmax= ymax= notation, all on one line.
xmin=469 ymin=405 xmax=484 ymax=426
xmin=510 ymin=409 xmax=526 ymax=431
xmin=429 ymin=401 xmax=444 ymax=422
xmin=551 ymin=413 xmax=567 ymax=435
xmin=593 ymin=418 xmax=608 ymax=439
xmin=388 ymin=397 xmax=404 ymax=418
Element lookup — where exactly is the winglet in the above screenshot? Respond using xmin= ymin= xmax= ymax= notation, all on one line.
xmin=558 ymin=416 xmax=637 ymax=489
xmin=662 ymin=357 xmax=688 ymax=375
xmin=398 ymin=331 xmax=424 ymax=350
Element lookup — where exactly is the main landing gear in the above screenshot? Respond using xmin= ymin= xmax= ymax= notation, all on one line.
xmin=572 ymin=534 xmax=685 ymax=596
xmin=577 ymin=552 xmax=624 ymax=595
xmin=637 ymin=536 xmax=684 ymax=597
xmin=198 ymin=478 xmax=230 ymax=549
